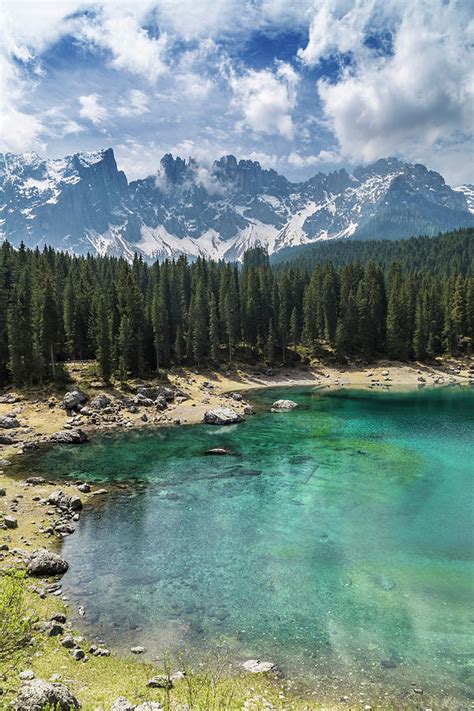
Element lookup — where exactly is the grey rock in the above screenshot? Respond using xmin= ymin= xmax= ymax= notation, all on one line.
xmin=111 ymin=698 xmax=135 ymax=711
xmin=71 ymin=648 xmax=85 ymax=661
xmin=0 ymin=458 xmax=11 ymax=467
xmin=205 ymin=448 xmax=232 ymax=456
xmin=147 ymin=675 xmax=173 ymax=689
xmin=270 ymin=400 xmax=298 ymax=411
xmin=0 ymin=415 xmax=20 ymax=429
xmin=27 ymin=549 xmax=69 ymax=576
xmin=15 ymin=678 xmax=80 ymax=710
xmin=77 ymin=483 xmax=91 ymax=493
xmin=89 ymin=394 xmax=112 ymax=409
xmin=242 ymin=659 xmax=275 ymax=673
xmin=130 ymin=646 xmax=145 ymax=654
xmin=0 ymin=487 xmax=6 ymax=496
xmin=203 ymin=407 xmax=244 ymax=425
xmin=26 ymin=477 xmax=46 ymax=485
xmin=41 ymin=622 xmax=64 ymax=637
xmin=19 ymin=670 xmax=35 ymax=681
xmin=243 ymin=405 xmax=254 ymax=415
xmin=60 ymin=390 xmax=87 ymax=411
xmin=68 ymin=496 xmax=83 ymax=511
xmin=4 ymin=515 xmax=18 ymax=529
xmin=135 ymin=704 xmax=163 ymax=711
xmin=50 ymin=429 xmax=88 ymax=444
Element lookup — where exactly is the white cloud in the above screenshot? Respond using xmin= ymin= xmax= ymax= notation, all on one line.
xmin=299 ymin=0 xmax=474 ymax=184
xmin=287 ymin=150 xmax=341 ymax=168
xmin=75 ymin=8 xmax=169 ymax=83
xmin=118 ymin=90 xmax=150 ymax=117
xmin=79 ymin=94 xmax=108 ymax=125
xmin=229 ymin=60 xmax=300 ymax=140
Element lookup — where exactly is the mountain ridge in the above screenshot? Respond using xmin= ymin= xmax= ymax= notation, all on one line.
xmin=1 ymin=148 xmax=473 ymax=262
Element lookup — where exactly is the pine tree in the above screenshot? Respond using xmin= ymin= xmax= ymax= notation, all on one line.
xmin=96 ymin=294 xmax=112 ymax=382
xmin=39 ymin=277 xmax=58 ymax=378
xmin=266 ymin=319 xmax=276 ymax=364
xmin=209 ymin=292 xmax=220 ymax=364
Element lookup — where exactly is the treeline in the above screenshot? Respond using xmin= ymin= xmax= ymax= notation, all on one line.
xmin=0 ymin=239 xmax=472 ymax=387
xmin=272 ymin=228 xmax=474 ymax=277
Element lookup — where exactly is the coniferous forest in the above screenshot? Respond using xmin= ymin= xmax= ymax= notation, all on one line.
xmin=0 ymin=229 xmax=473 ymax=388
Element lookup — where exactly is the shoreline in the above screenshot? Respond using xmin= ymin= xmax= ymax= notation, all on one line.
xmin=0 ymin=358 xmax=472 ymax=709
xmin=1 ymin=358 xmax=472 ymax=461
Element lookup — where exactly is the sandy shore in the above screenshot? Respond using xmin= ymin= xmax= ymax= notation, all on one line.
xmin=0 ymin=358 xmax=472 ymax=461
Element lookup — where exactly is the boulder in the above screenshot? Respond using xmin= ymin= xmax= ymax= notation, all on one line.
xmin=77 ymin=483 xmax=91 ymax=493
xmin=270 ymin=400 xmax=298 ymax=412
xmin=0 ymin=415 xmax=20 ymax=429
xmin=26 ymin=477 xmax=46 ymax=485
xmin=147 ymin=675 xmax=173 ymax=689
xmin=242 ymin=659 xmax=275 ymax=673
xmin=50 ymin=429 xmax=88 ymax=444
xmin=60 ymin=390 xmax=87 ymax=411
xmin=203 ymin=408 xmax=244 ymax=425
xmin=132 ymin=394 xmax=154 ymax=407
xmin=205 ymin=448 xmax=232 ymax=456
xmin=154 ymin=395 xmax=167 ymax=410
xmin=27 ymin=549 xmax=69 ymax=577
xmin=89 ymin=394 xmax=112 ymax=410
xmin=243 ymin=405 xmax=254 ymax=415
xmin=111 ymin=699 xmax=135 ymax=711
xmin=15 ymin=679 xmax=80 ymax=710
xmin=130 ymin=646 xmax=145 ymax=654
xmin=4 ymin=515 xmax=18 ymax=529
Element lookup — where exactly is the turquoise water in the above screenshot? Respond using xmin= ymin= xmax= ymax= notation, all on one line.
xmin=30 ymin=388 xmax=474 ymax=706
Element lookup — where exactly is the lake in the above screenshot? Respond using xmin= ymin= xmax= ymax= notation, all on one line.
xmin=30 ymin=387 xmax=474 ymax=707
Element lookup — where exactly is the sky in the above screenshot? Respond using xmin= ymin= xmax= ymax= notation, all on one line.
xmin=1 ymin=0 xmax=473 ymax=185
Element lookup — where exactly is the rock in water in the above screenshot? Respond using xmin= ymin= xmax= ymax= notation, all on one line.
xmin=27 ymin=549 xmax=69 ymax=577
xmin=205 ymin=448 xmax=232 ymax=456
xmin=270 ymin=400 xmax=298 ymax=412
xmin=242 ymin=659 xmax=275 ymax=673
xmin=50 ymin=429 xmax=88 ymax=444
xmin=203 ymin=408 xmax=244 ymax=425
xmin=15 ymin=678 xmax=80 ymax=710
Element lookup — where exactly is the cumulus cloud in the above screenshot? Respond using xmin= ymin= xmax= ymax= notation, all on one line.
xmin=287 ymin=150 xmax=342 ymax=168
xmin=75 ymin=8 xmax=169 ymax=83
xmin=229 ymin=60 xmax=300 ymax=139
xmin=118 ymin=90 xmax=150 ymax=117
xmin=299 ymin=0 xmax=474 ymax=183
xmin=79 ymin=94 xmax=108 ymax=125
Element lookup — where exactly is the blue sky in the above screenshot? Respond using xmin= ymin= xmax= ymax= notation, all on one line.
xmin=1 ymin=0 xmax=473 ymax=184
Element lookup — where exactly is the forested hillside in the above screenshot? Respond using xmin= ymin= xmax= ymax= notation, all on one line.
xmin=0 ymin=233 xmax=472 ymax=388
xmin=272 ymin=228 xmax=474 ymax=276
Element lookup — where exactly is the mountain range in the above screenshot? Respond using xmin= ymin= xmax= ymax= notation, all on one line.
xmin=1 ymin=148 xmax=473 ymax=262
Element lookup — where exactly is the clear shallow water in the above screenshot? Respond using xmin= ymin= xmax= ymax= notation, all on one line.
xmin=30 ymin=388 xmax=474 ymax=707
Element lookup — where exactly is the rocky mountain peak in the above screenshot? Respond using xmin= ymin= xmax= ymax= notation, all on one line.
xmin=1 ymin=147 xmax=472 ymax=261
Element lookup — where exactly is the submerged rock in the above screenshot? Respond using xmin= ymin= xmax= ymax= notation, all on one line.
xmin=205 ymin=448 xmax=232 ymax=456
xmin=270 ymin=400 xmax=298 ymax=412
xmin=27 ymin=549 xmax=69 ymax=577
xmin=242 ymin=659 xmax=276 ymax=673
xmin=15 ymin=678 xmax=80 ymax=710
xmin=203 ymin=407 xmax=244 ymax=425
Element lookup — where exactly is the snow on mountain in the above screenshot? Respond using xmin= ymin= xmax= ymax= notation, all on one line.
xmin=1 ymin=149 xmax=472 ymax=262
xmin=454 ymin=185 xmax=474 ymax=213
